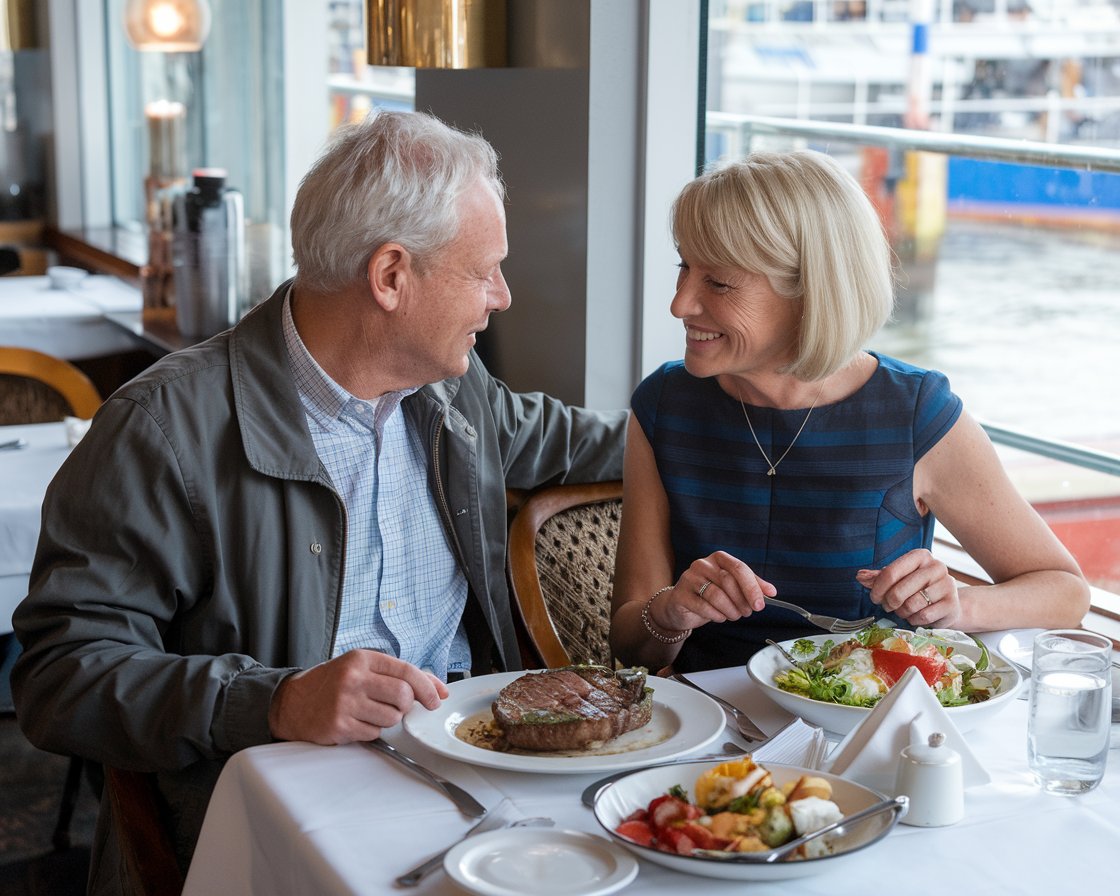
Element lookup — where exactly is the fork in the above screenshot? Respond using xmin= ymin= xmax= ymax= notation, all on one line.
xmin=668 ymin=672 xmax=767 ymax=742
xmin=764 ymin=597 xmax=876 ymax=634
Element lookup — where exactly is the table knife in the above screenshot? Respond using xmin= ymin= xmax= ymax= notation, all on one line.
xmin=362 ymin=739 xmax=486 ymax=818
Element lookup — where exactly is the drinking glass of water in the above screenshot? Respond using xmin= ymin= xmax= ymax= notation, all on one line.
xmin=1027 ymin=629 xmax=1113 ymax=795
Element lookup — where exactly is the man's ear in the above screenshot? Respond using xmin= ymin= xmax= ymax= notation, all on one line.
xmin=367 ymin=243 xmax=412 ymax=312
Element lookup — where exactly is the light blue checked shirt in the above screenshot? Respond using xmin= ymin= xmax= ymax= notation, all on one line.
xmin=282 ymin=293 xmax=471 ymax=679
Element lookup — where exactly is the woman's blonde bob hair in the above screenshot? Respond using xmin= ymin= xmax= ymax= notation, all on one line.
xmin=671 ymin=150 xmax=894 ymax=381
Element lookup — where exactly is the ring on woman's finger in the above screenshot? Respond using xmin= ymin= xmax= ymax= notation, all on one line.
xmin=920 ymin=589 xmax=932 ymax=607
xmin=698 ymin=580 xmax=713 ymax=597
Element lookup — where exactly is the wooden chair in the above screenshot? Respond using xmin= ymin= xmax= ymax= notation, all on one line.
xmin=105 ymin=767 xmax=184 ymax=896
xmin=507 ymin=480 xmax=623 ymax=668
xmin=0 ymin=348 xmax=102 ymax=855
xmin=0 ymin=346 xmax=102 ymax=424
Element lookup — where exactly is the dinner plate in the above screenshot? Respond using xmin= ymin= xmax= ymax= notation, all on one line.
xmin=593 ymin=759 xmax=901 ymax=881
xmin=747 ymin=631 xmax=1023 ymax=735
xmin=444 ymin=828 xmax=638 ymax=896
xmin=403 ymin=671 xmax=725 ymax=774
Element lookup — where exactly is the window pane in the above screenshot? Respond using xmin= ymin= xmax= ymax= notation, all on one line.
xmin=703 ymin=0 xmax=1120 ymax=593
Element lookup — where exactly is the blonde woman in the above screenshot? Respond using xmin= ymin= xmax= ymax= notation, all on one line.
xmin=610 ymin=150 xmax=1089 ymax=673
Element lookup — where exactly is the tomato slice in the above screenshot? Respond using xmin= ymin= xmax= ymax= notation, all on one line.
xmin=677 ymin=821 xmax=732 ymax=852
xmin=871 ymin=647 xmax=947 ymax=687
xmin=616 ymin=819 xmax=655 ymax=847
xmin=658 ymin=826 xmax=698 ymax=855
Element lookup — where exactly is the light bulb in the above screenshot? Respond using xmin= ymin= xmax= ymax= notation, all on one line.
xmin=149 ymin=3 xmax=186 ymax=40
xmin=123 ymin=0 xmax=211 ymax=52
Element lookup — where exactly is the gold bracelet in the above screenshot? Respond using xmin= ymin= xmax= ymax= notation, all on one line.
xmin=641 ymin=586 xmax=692 ymax=644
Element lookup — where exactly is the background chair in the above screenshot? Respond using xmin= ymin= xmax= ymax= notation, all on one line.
xmin=104 ymin=767 xmax=184 ymax=896
xmin=0 ymin=346 xmax=102 ymax=424
xmin=0 ymin=347 xmax=102 ymax=855
xmin=506 ymin=480 xmax=622 ymax=669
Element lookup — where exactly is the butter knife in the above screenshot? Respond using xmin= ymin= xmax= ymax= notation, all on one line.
xmin=362 ymin=739 xmax=486 ymax=818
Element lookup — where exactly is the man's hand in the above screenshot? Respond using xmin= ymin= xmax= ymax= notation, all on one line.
xmin=268 ymin=650 xmax=449 ymax=744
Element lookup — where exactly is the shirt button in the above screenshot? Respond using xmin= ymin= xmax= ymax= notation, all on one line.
xmin=383 ymin=600 xmax=396 ymax=610
xmin=310 ymin=542 xmax=322 ymax=555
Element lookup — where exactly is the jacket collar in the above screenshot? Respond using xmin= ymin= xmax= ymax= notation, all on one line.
xmin=228 ymin=280 xmax=460 ymax=480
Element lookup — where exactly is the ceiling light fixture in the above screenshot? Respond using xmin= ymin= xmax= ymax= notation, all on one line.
xmin=366 ymin=0 xmax=507 ymax=69
xmin=123 ymin=0 xmax=212 ymax=53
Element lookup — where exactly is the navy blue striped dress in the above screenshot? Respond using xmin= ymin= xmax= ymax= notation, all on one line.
xmin=631 ymin=352 xmax=963 ymax=671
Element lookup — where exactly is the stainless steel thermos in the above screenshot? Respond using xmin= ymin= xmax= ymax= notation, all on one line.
xmin=172 ymin=168 xmax=247 ymax=338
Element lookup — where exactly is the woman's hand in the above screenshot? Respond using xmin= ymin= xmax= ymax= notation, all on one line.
xmin=856 ymin=549 xmax=962 ymax=629
xmin=646 ymin=550 xmax=777 ymax=635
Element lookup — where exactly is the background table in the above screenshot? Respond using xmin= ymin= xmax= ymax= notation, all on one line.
xmin=0 ymin=275 xmax=142 ymax=361
xmin=0 ymin=422 xmax=71 ymax=634
xmin=183 ymin=635 xmax=1120 ymax=896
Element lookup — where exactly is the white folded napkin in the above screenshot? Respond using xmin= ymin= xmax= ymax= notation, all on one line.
xmin=752 ymin=717 xmax=829 ymax=770
xmin=823 ymin=666 xmax=989 ymax=795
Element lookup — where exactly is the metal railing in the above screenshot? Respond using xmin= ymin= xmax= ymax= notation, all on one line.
xmin=710 ymin=113 xmax=1120 ymax=478
xmin=708 ymin=113 xmax=1120 ymax=173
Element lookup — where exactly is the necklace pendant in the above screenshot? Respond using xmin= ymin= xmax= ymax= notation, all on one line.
xmin=767 ymin=467 xmax=776 ymax=476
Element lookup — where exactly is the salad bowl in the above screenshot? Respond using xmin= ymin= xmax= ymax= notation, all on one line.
xmin=593 ymin=759 xmax=903 ymax=881
xmin=747 ymin=630 xmax=1023 ymax=735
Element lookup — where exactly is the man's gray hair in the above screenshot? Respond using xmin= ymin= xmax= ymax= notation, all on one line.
xmin=291 ymin=110 xmax=504 ymax=291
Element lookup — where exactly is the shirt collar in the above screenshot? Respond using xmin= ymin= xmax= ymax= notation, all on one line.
xmin=281 ymin=288 xmax=419 ymax=431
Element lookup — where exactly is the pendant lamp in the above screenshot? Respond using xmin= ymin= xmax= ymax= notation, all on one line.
xmin=366 ymin=0 xmax=507 ymax=69
xmin=123 ymin=0 xmax=211 ymax=52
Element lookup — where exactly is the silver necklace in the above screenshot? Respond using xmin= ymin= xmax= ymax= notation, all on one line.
xmin=737 ymin=383 xmax=825 ymax=476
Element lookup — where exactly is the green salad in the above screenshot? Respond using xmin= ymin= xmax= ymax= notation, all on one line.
xmin=772 ymin=625 xmax=1002 ymax=708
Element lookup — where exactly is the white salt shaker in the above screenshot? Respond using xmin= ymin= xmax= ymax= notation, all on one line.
xmin=895 ymin=732 xmax=964 ymax=827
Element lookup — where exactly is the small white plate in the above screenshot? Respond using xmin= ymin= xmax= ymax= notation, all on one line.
xmin=403 ymin=671 xmax=725 ymax=774
xmin=444 ymin=827 xmax=638 ymax=896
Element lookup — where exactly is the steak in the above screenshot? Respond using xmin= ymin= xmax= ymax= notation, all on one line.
xmin=492 ymin=666 xmax=652 ymax=752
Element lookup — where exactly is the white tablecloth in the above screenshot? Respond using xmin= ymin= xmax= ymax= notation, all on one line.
xmin=0 ymin=275 xmax=142 ymax=360
xmin=0 ymin=422 xmax=71 ymax=632
xmin=183 ymin=638 xmax=1120 ymax=896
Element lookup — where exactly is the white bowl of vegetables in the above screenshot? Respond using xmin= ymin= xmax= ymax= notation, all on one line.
xmin=747 ymin=626 xmax=1023 ymax=735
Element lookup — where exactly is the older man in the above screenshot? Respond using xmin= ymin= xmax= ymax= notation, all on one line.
xmin=12 ymin=111 xmax=625 ymax=893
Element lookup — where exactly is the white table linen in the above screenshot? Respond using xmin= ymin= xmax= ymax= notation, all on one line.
xmin=184 ymin=634 xmax=1120 ymax=896
xmin=0 ymin=275 xmax=142 ymax=360
xmin=0 ymin=422 xmax=71 ymax=632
